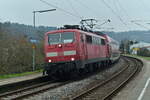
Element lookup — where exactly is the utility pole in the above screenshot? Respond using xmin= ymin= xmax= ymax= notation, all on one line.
xmin=33 ymin=9 xmax=56 ymax=28
xmin=32 ymin=9 xmax=56 ymax=71
xmin=32 ymin=44 xmax=36 ymax=71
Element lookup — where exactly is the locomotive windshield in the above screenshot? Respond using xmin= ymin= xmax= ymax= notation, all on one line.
xmin=48 ymin=32 xmax=74 ymax=44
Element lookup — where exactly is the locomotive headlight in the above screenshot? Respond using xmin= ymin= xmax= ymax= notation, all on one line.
xmin=48 ymin=59 xmax=52 ymax=63
xmin=71 ymin=57 xmax=75 ymax=61
xmin=58 ymin=44 xmax=62 ymax=48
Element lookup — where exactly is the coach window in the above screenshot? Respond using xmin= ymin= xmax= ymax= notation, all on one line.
xmin=86 ymin=35 xmax=92 ymax=44
xmin=92 ymin=36 xmax=95 ymax=44
xmin=101 ymin=39 xmax=106 ymax=45
xmin=94 ymin=37 xmax=96 ymax=44
xmin=96 ymin=37 xmax=98 ymax=44
xmin=98 ymin=38 xmax=101 ymax=45
xmin=97 ymin=38 xmax=99 ymax=45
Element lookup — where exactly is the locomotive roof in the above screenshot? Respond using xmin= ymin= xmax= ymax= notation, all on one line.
xmin=78 ymin=30 xmax=105 ymax=39
xmin=46 ymin=29 xmax=106 ymax=39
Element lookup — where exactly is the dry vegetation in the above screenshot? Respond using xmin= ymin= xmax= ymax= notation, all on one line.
xmin=0 ymin=25 xmax=44 ymax=75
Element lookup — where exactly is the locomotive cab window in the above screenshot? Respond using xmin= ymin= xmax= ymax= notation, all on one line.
xmin=61 ymin=32 xmax=74 ymax=43
xmin=48 ymin=32 xmax=74 ymax=44
xmin=48 ymin=34 xmax=60 ymax=45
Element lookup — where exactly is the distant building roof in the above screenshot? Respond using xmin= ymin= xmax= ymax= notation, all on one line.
xmin=130 ymin=42 xmax=150 ymax=49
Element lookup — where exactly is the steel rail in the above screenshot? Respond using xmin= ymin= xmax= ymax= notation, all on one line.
xmin=70 ymin=57 xmax=131 ymax=100
xmin=68 ymin=56 xmax=142 ymax=100
xmin=0 ymin=80 xmax=72 ymax=100
xmin=0 ymin=76 xmax=45 ymax=93
xmin=12 ymin=80 xmax=73 ymax=100
xmin=102 ymin=57 xmax=143 ymax=100
xmin=0 ymin=80 xmax=53 ymax=98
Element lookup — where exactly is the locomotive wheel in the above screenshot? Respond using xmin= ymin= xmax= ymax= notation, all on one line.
xmin=57 ymin=70 xmax=64 ymax=77
xmin=53 ymin=69 xmax=70 ymax=80
xmin=106 ymin=60 xmax=110 ymax=67
xmin=57 ymin=64 xmax=74 ymax=80
xmin=79 ymin=68 xmax=86 ymax=75
xmin=87 ymin=64 xmax=93 ymax=73
xmin=101 ymin=61 xmax=105 ymax=69
xmin=93 ymin=63 xmax=99 ymax=71
xmin=105 ymin=61 xmax=108 ymax=67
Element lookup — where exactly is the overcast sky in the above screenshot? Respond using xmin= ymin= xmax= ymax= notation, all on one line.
xmin=0 ymin=0 xmax=150 ymax=32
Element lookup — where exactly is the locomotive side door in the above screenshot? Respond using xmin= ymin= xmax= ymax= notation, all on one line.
xmin=106 ymin=43 xmax=111 ymax=58
xmin=80 ymin=33 xmax=88 ymax=64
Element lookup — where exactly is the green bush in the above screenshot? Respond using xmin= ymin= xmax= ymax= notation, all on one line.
xmin=137 ymin=48 xmax=150 ymax=57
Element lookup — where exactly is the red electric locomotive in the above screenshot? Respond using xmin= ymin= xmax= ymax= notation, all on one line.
xmin=44 ymin=26 xmax=120 ymax=77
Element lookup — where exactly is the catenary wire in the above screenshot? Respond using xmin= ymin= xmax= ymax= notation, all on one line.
xmin=117 ymin=0 xmax=130 ymax=19
xmin=40 ymin=0 xmax=82 ymax=19
xmin=67 ymin=0 xmax=83 ymax=19
xmin=73 ymin=0 xmax=105 ymax=19
xmin=114 ymin=0 xmax=133 ymax=30
xmin=100 ymin=0 xmax=127 ymax=26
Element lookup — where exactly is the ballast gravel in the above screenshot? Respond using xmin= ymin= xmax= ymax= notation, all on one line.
xmin=27 ymin=59 xmax=125 ymax=100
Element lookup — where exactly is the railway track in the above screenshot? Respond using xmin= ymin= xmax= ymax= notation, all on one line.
xmin=65 ymin=56 xmax=143 ymax=100
xmin=0 ymin=75 xmax=49 ymax=94
xmin=0 ymin=78 xmax=72 ymax=100
xmin=0 ymin=56 xmax=143 ymax=100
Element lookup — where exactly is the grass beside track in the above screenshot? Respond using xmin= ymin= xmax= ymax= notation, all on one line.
xmin=0 ymin=70 xmax=42 ymax=80
xmin=123 ymin=54 xmax=150 ymax=61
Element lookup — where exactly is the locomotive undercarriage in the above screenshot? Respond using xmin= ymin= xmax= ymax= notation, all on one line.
xmin=44 ymin=59 xmax=113 ymax=79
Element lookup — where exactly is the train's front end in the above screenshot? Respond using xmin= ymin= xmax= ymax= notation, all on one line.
xmin=44 ymin=29 xmax=79 ymax=75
